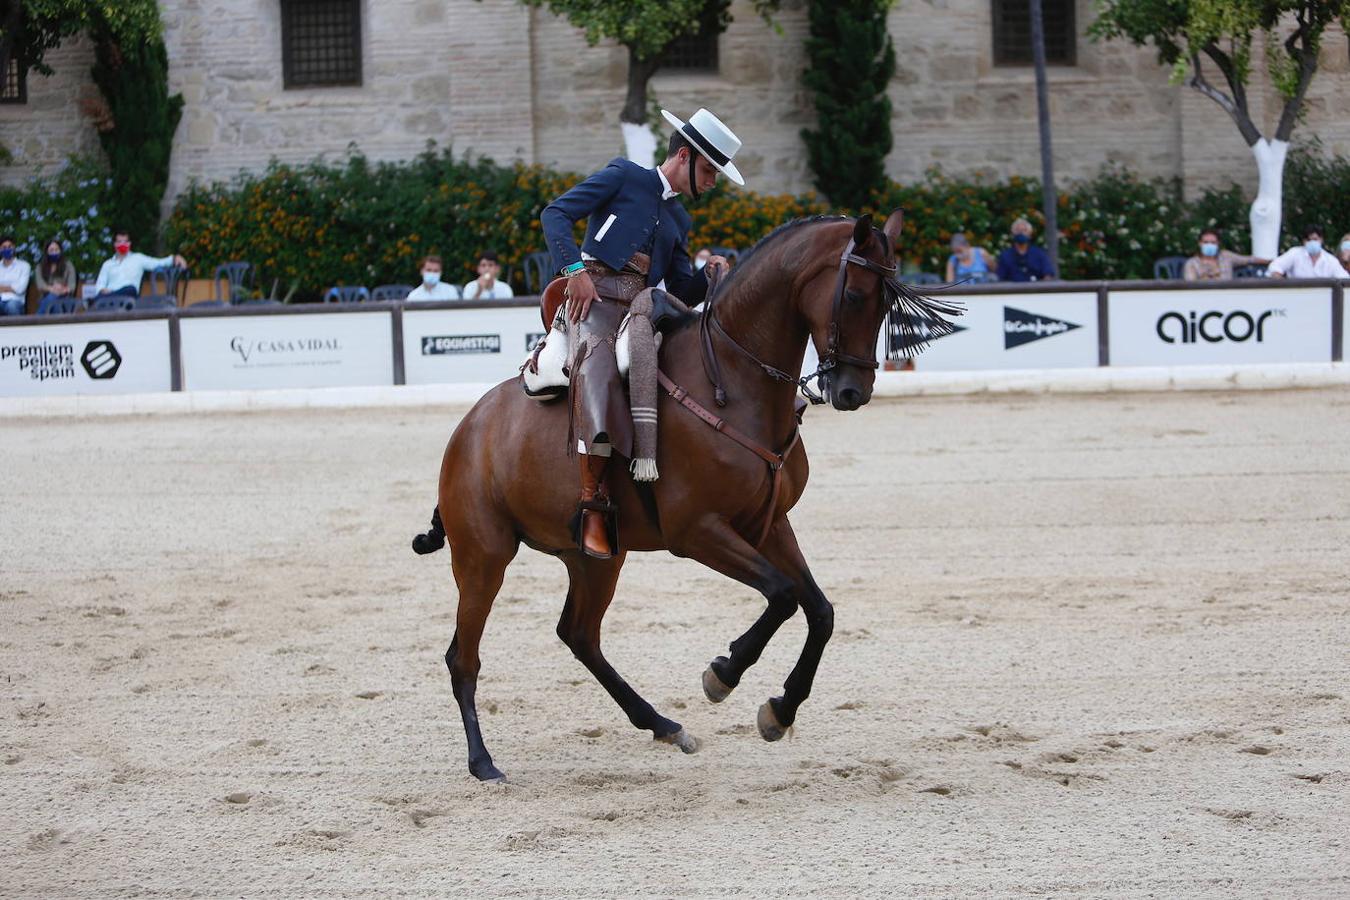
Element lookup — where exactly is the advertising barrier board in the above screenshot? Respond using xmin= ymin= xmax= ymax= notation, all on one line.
xmin=402 ymin=306 xmax=543 ymax=385
xmin=179 ymin=312 xmax=393 ymax=391
xmin=1108 ymin=286 xmax=1332 ymax=366
xmin=909 ymin=292 xmax=1100 ymax=371
xmin=0 ymin=318 xmax=171 ymax=397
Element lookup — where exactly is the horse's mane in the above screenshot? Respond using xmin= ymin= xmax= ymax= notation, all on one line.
xmin=716 ymin=214 xmax=852 ymax=297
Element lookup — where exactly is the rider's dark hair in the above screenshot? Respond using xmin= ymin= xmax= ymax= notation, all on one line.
xmin=666 ymin=132 xmax=693 ymax=160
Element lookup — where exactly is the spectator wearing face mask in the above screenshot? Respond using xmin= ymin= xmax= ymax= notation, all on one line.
xmin=693 ymin=247 xmax=713 ymax=271
xmin=1337 ymin=232 xmax=1350 ymax=271
xmin=1267 ymin=225 xmax=1350 ymax=279
xmin=462 ymin=250 xmax=514 ymax=300
xmin=995 ymin=217 xmax=1055 ymax=282
xmin=94 ymin=229 xmax=188 ymax=297
xmin=35 ymin=238 xmax=78 ymax=305
xmin=1182 ymin=228 xmax=1267 ymax=281
xmin=406 ymin=255 xmax=461 ymax=301
xmin=0 ymin=234 xmax=31 ymax=315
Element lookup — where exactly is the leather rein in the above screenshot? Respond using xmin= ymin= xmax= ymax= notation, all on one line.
xmin=698 ymin=234 xmax=894 ymax=408
xmin=657 ymin=232 xmax=896 ymax=547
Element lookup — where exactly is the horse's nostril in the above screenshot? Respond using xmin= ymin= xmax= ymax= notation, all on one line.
xmin=839 ymin=387 xmax=862 ymax=409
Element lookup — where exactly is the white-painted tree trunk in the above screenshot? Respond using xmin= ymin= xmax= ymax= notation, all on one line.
xmin=1249 ymin=138 xmax=1288 ymax=260
xmin=621 ymin=121 xmax=657 ymax=168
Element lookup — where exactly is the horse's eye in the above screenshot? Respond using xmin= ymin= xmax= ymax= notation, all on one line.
xmin=845 ymin=288 xmax=865 ymax=305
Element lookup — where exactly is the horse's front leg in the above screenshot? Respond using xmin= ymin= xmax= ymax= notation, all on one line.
xmin=680 ymin=517 xmax=832 ymax=740
xmin=698 ymin=518 xmax=800 ymax=703
xmin=752 ymin=518 xmax=833 ymax=740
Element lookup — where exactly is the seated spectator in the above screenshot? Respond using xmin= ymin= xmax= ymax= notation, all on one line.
xmin=35 ymin=238 xmax=78 ymax=305
xmin=0 ymin=234 xmax=32 ymax=316
xmin=995 ymin=218 xmax=1055 ymax=282
xmin=693 ymin=247 xmax=713 ymax=271
xmin=1182 ymin=228 xmax=1268 ymax=281
xmin=1338 ymin=232 xmax=1350 ymax=271
xmin=406 ymin=255 xmax=461 ymax=301
xmin=945 ymin=232 xmax=996 ymax=282
xmin=1267 ymin=225 xmax=1349 ymax=279
xmin=461 ymin=250 xmax=514 ymax=300
xmin=94 ymin=229 xmax=188 ymax=297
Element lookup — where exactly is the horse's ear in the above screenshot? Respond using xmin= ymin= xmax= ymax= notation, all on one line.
xmin=852 ymin=214 xmax=873 ymax=248
xmin=882 ymin=209 xmax=905 ymax=247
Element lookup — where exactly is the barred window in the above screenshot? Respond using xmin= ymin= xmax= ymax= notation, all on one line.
xmin=1 ymin=56 xmax=26 ymax=105
xmin=281 ymin=0 xmax=363 ymax=88
xmin=660 ymin=9 xmax=720 ymax=73
xmin=992 ymin=0 xmax=1076 ymax=67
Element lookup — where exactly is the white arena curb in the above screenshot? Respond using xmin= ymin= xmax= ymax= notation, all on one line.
xmin=1 ymin=363 xmax=1346 ymax=419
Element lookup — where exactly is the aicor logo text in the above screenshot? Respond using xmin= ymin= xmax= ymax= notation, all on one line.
xmin=1156 ymin=309 xmax=1282 ymax=344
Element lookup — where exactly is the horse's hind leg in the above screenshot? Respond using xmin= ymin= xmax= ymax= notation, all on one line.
xmin=557 ymin=552 xmax=698 ymax=752
xmin=445 ymin=531 xmax=518 ymax=782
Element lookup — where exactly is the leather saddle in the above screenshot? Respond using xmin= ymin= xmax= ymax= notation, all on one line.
xmin=540 ymin=277 xmax=691 ymax=334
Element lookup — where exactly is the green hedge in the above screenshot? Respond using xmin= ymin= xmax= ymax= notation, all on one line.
xmin=142 ymin=140 xmax=1350 ymax=295
xmin=865 ymin=166 xmax=1250 ymax=279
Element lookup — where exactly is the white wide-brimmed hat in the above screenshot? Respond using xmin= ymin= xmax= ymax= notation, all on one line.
xmin=660 ymin=108 xmax=745 ymax=186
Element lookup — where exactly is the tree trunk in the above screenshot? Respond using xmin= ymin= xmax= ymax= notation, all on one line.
xmin=1249 ymin=138 xmax=1288 ymax=259
xmin=621 ymin=47 xmax=659 ymax=165
xmin=1029 ymin=0 xmax=1058 ymax=272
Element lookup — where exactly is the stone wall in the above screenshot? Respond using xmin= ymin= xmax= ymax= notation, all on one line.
xmin=2 ymin=0 xmax=1348 ymax=210
xmin=0 ymin=39 xmax=101 ymax=179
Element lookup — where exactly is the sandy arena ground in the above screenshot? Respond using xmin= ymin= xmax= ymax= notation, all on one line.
xmin=3 ymin=388 xmax=1349 ymax=896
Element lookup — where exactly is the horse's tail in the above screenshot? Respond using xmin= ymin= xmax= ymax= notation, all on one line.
xmin=411 ymin=505 xmax=446 ymax=555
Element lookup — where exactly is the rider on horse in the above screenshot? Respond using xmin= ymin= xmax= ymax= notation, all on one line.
xmin=540 ymin=108 xmax=745 ymax=560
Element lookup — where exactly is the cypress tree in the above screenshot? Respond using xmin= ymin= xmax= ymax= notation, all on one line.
xmin=90 ymin=35 xmax=184 ymax=246
xmin=800 ymin=0 xmax=896 ymax=210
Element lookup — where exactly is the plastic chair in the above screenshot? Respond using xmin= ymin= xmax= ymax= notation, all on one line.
xmin=324 ymin=285 xmax=370 ymax=304
xmin=1153 ymin=256 xmax=1188 ymax=280
xmin=372 ymin=284 xmax=415 ymax=303
xmin=214 ymin=262 xmax=254 ymax=303
xmin=37 ymin=296 xmax=82 ymax=315
xmin=521 ymin=252 xmax=553 ymax=294
xmin=148 ymin=265 xmax=189 ymax=305
xmin=135 ymin=294 xmax=178 ymax=310
xmin=899 ymin=272 xmax=943 ymax=286
xmin=91 ymin=294 xmax=136 ymax=312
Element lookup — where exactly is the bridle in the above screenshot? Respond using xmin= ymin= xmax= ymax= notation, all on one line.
xmin=700 ymin=229 xmax=895 ymax=407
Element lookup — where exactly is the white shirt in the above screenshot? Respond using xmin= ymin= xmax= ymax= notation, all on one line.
xmin=0 ymin=257 xmax=31 ymax=300
xmin=95 ymin=252 xmax=175 ymax=293
xmin=406 ymin=281 xmax=461 ymax=302
xmin=656 ymin=166 xmax=679 ymax=200
xmin=1267 ymin=247 xmax=1349 ymax=279
xmin=461 ymin=278 xmax=514 ymax=300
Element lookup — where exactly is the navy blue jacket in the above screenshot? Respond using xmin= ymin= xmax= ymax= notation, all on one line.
xmin=541 ymin=157 xmax=708 ymax=305
xmin=996 ymin=245 xmax=1056 ymax=282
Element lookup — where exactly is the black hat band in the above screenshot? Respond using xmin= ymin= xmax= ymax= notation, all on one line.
xmin=680 ymin=123 xmax=730 ymax=167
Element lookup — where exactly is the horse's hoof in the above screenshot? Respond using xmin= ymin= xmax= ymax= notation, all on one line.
xmin=757 ymin=701 xmax=789 ymax=742
xmin=702 ymin=665 xmax=734 ymax=704
xmin=656 ymin=728 xmax=701 ymax=754
xmin=470 ymin=761 xmax=506 ymax=782
xmin=411 ymin=532 xmax=444 ymax=555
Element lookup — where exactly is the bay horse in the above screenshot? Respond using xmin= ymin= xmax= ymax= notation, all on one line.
xmin=414 ymin=211 xmax=955 ymax=781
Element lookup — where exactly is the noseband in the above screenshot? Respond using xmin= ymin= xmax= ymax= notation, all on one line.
xmin=701 ymin=232 xmax=894 ymax=407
